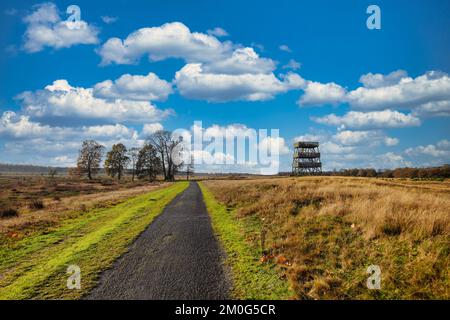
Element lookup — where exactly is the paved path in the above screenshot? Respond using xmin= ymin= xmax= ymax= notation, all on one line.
xmin=87 ymin=182 xmax=230 ymax=300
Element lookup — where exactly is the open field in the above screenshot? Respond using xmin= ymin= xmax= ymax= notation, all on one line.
xmin=0 ymin=178 xmax=188 ymax=299
xmin=201 ymin=176 xmax=450 ymax=300
xmin=0 ymin=175 xmax=173 ymax=236
xmin=1 ymin=174 xmax=448 ymax=300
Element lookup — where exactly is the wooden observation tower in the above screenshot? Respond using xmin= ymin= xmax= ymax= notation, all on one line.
xmin=292 ymin=141 xmax=322 ymax=175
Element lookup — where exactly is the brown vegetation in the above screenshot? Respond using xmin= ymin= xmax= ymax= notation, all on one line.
xmin=203 ymin=176 xmax=450 ymax=299
xmin=0 ymin=175 xmax=170 ymax=235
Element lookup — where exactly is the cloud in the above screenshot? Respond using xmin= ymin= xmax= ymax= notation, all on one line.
xmin=0 ymin=111 xmax=56 ymax=139
xmin=97 ymin=21 xmax=310 ymax=103
xmin=359 ymin=70 xmax=407 ymax=88
xmin=259 ymin=136 xmax=290 ymax=155
xmin=97 ymin=22 xmax=277 ymax=76
xmin=141 ymin=123 xmax=164 ymax=137
xmin=279 ymin=45 xmax=292 ymax=52
xmin=320 ymin=141 xmax=355 ymax=155
xmin=333 ymin=130 xmax=398 ymax=147
xmin=191 ymin=150 xmax=235 ymax=165
xmin=97 ymin=22 xmax=232 ymax=65
xmin=189 ymin=123 xmax=288 ymax=173
xmin=174 ymin=63 xmax=300 ymax=102
xmin=16 ymin=79 xmax=172 ymax=124
xmin=299 ymin=81 xmax=346 ymax=106
xmin=405 ymin=140 xmax=450 ymax=158
xmin=202 ymin=47 xmax=276 ymax=75
xmin=282 ymin=59 xmax=301 ymax=70
xmin=101 ymin=16 xmax=118 ymax=24
xmin=0 ymin=111 xmax=138 ymax=141
xmin=23 ymin=2 xmax=99 ymax=52
xmin=384 ymin=137 xmax=399 ymax=147
xmin=414 ymin=100 xmax=450 ymax=117
xmin=376 ymin=152 xmax=412 ymax=169
xmin=93 ymin=72 xmax=173 ymax=101
xmin=347 ymin=71 xmax=450 ymax=111
xmin=293 ymin=133 xmax=326 ymax=143
xmin=295 ymin=70 xmax=450 ymax=118
xmin=207 ymin=27 xmax=229 ymax=37
xmin=312 ymin=109 xmax=421 ymax=129
xmin=0 ymin=110 xmax=157 ymax=166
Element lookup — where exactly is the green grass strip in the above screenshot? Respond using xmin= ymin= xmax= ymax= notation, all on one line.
xmin=0 ymin=181 xmax=188 ymax=300
xmin=199 ymin=182 xmax=293 ymax=299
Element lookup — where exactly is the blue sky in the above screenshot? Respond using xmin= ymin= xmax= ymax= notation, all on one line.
xmin=0 ymin=0 xmax=449 ymax=172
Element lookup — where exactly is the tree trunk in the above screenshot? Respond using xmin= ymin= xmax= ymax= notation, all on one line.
xmin=87 ymin=159 xmax=92 ymax=180
xmin=161 ymin=152 xmax=167 ymax=180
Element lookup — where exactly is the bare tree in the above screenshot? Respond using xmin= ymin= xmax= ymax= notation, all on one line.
xmin=48 ymin=168 xmax=57 ymax=178
xmin=186 ymin=154 xmax=194 ymax=180
xmin=105 ymin=143 xmax=130 ymax=180
xmin=148 ymin=130 xmax=183 ymax=181
xmin=77 ymin=140 xmax=104 ymax=180
xmin=128 ymin=147 xmax=140 ymax=181
xmin=136 ymin=144 xmax=161 ymax=181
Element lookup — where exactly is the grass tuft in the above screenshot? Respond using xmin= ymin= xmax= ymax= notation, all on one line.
xmin=0 ymin=208 xmax=18 ymax=219
xmin=28 ymin=199 xmax=44 ymax=210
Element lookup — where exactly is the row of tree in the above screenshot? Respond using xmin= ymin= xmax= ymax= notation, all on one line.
xmin=326 ymin=165 xmax=450 ymax=179
xmin=75 ymin=131 xmax=194 ymax=181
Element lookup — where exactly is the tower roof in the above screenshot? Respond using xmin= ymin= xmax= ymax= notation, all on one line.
xmin=293 ymin=141 xmax=319 ymax=148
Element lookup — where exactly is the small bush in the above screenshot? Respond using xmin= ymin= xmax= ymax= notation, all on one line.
xmin=29 ymin=199 xmax=44 ymax=210
xmin=0 ymin=208 xmax=19 ymax=218
xmin=53 ymin=195 xmax=61 ymax=201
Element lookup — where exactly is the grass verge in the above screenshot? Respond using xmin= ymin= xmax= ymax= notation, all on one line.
xmin=199 ymin=181 xmax=293 ymax=299
xmin=0 ymin=181 xmax=188 ymax=300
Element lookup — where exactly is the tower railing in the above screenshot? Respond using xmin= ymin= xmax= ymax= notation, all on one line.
xmin=292 ymin=141 xmax=322 ymax=175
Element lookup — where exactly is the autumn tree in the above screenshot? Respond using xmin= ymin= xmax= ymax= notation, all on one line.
xmin=104 ymin=143 xmax=130 ymax=180
xmin=77 ymin=140 xmax=104 ymax=180
xmin=136 ymin=144 xmax=161 ymax=181
xmin=128 ymin=147 xmax=140 ymax=181
xmin=148 ymin=130 xmax=184 ymax=181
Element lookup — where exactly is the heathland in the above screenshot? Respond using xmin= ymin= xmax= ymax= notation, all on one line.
xmin=201 ymin=176 xmax=450 ymax=299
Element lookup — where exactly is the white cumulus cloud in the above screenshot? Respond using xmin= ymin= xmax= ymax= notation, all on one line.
xmin=174 ymin=63 xmax=299 ymax=102
xmin=93 ymin=72 xmax=173 ymax=101
xmin=23 ymin=2 xmax=99 ymax=52
xmin=298 ymin=81 xmax=346 ymax=106
xmin=347 ymin=71 xmax=450 ymax=111
xmin=97 ymin=22 xmax=232 ymax=65
xmin=312 ymin=109 xmax=421 ymax=129
xmin=17 ymin=79 xmax=172 ymax=124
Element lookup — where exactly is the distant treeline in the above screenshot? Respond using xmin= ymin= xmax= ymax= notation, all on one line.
xmin=2 ymin=162 xmax=450 ymax=179
xmin=325 ymin=164 xmax=450 ymax=179
xmin=0 ymin=163 xmax=69 ymax=174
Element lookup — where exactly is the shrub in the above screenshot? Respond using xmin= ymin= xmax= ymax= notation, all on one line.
xmin=28 ymin=199 xmax=44 ymax=210
xmin=0 ymin=208 xmax=19 ymax=218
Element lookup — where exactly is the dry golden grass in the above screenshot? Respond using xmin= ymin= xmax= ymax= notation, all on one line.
xmin=203 ymin=176 xmax=450 ymax=299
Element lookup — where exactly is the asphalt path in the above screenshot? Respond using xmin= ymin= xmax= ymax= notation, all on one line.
xmin=87 ymin=181 xmax=230 ymax=300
